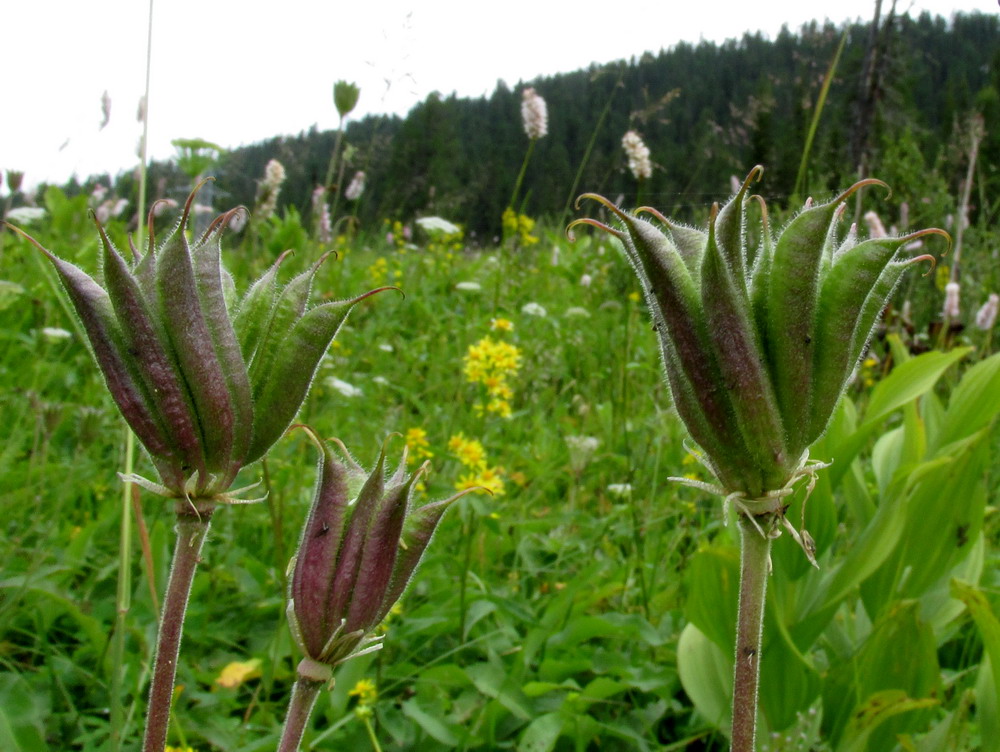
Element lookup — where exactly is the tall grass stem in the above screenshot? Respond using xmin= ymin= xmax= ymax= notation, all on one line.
xmin=793 ymin=30 xmax=847 ymax=200
xmin=109 ymin=423 xmax=136 ymax=750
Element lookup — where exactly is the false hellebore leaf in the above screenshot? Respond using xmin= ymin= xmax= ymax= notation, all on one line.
xmin=6 ymin=182 xmax=392 ymax=500
xmin=570 ymin=166 xmax=946 ymax=519
xmin=287 ymin=428 xmax=472 ymax=676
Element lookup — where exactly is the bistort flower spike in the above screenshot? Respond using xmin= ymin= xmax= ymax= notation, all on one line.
xmin=7 ymin=182 xmax=391 ymax=500
xmin=570 ymin=166 xmax=947 ymax=502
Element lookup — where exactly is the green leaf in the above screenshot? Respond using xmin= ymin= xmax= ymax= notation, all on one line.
xmin=828 ymin=347 xmax=970 ymax=486
xmin=464 ymin=662 xmax=533 ymax=720
xmin=951 ymin=579 xmax=1000 ymax=726
xmin=400 ymin=698 xmax=460 ymax=746
xmin=934 ymin=350 xmax=1000 ymax=449
xmin=838 ymin=690 xmax=938 ymax=752
xmin=677 ymin=623 xmax=732 ymax=733
xmin=0 ymin=674 xmax=47 ymax=752
xmin=517 ymin=712 xmax=564 ymax=752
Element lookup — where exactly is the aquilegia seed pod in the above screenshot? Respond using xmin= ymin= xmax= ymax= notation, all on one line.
xmin=287 ymin=428 xmax=469 ymax=669
xmin=7 ymin=183 xmax=389 ymax=500
xmin=570 ymin=166 xmax=947 ymax=502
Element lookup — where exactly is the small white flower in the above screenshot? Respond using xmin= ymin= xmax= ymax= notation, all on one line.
xmin=564 ymin=306 xmax=591 ymax=318
xmin=943 ymin=281 xmax=960 ymax=319
xmin=863 ymin=210 xmax=887 ymax=239
xmin=344 ymin=171 xmax=366 ymax=201
xmin=521 ymin=87 xmax=548 ymax=140
xmin=580 ymin=273 xmax=593 ymax=287
xmin=372 ymin=376 xmax=389 ymax=386
xmin=416 ymin=216 xmax=460 ymax=235
xmin=606 ymin=483 xmax=633 ymax=498
xmin=5 ymin=206 xmax=47 ymax=224
xmin=621 ymin=130 xmax=652 ymax=180
xmin=378 ymin=343 xmax=394 ymax=353
xmin=455 ymin=281 xmax=482 ymax=292
xmin=550 ymin=246 xmax=560 ymax=266
xmin=40 ymin=327 xmax=73 ymax=342
xmin=975 ymin=293 xmax=999 ymax=331
xmin=566 ymin=435 xmax=600 ymax=472
xmin=521 ymin=302 xmax=547 ymax=317
xmin=325 ymin=377 xmax=362 ymax=398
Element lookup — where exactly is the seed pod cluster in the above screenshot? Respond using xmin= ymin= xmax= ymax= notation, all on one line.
xmin=10 ymin=184 xmax=388 ymax=499
xmin=572 ymin=166 xmax=946 ymax=499
xmin=288 ymin=429 xmax=468 ymax=667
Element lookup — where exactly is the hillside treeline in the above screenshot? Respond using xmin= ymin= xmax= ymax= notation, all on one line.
xmin=112 ymin=10 xmax=1000 ymax=236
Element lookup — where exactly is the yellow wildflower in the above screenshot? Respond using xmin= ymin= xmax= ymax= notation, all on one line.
xmin=165 ymin=747 xmax=198 ymax=752
xmin=449 ymin=433 xmax=487 ymax=469
xmin=214 ymin=658 xmax=262 ymax=689
xmin=404 ymin=427 xmax=434 ymax=465
xmin=490 ymin=317 xmax=514 ymax=332
xmin=349 ymin=678 xmax=378 ymax=706
xmin=367 ymin=257 xmax=389 ymax=285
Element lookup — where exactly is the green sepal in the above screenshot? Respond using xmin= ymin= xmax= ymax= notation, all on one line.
xmin=155 ymin=199 xmax=238 ymax=481
xmin=188 ymin=206 xmax=254 ymax=480
xmin=232 ymin=249 xmax=292 ymax=362
xmin=246 ymin=288 xmax=391 ymax=464
xmin=97 ymin=221 xmax=207 ymax=481
xmin=248 ymin=251 xmax=334 ymax=391
xmin=765 ymin=179 xmax=886 ymax=453
xmin=702 ymin=203 xmax=788 ymax=494
xmin=808 ymin=229 xmax=946 ymax=442
xmin=712 ymin=165 xmax=762 ymax=292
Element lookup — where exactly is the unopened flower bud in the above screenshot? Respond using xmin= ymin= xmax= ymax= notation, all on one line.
xmin=334 ymin=81 xmax=360 ymax=120
xmin=287 ymin=430 xmax=469 ymax=667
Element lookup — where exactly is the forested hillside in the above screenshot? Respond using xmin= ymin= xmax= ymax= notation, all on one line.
xmin=110 ymin=10 xmax=1000 ymax=236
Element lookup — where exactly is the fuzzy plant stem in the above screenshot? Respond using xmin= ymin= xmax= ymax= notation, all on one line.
xmin=142 ymin=501 xmax=215 ymax=752
xmin=731 ymin=513 xmax=773 ymax=752
xmin=277 ymin=660 xmax=331 ymax=752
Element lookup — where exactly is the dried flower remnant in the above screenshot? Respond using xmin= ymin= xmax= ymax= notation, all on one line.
xmin=622 ymin=130 xmax=653 ymax=180
xmin=975 ymin=293 xmax=999 ymax=331
xmin=521 ymin=87 xmax=548 ymax=140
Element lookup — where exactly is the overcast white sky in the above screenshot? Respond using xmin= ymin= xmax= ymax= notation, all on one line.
xmin=3 ymin=0 xmax=996 ymax=190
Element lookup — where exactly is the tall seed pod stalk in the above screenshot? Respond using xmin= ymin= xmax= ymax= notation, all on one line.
xmin=570 ymin=166 xmax=947 ymax=751
xmin=5 ymin=187 xmax=392 ymax=752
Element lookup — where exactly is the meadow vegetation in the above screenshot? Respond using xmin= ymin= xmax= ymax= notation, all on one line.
xmin=2 ymin=10 xmax=1000 ymax=752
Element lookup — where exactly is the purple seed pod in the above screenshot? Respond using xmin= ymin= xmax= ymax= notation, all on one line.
xmin=6 ymin=182 xmax=392 ymax=499
xmin=570 ymin=166 xmax=948 ymax=499
xmin=288 ymin=428 xmax=471 ymax=667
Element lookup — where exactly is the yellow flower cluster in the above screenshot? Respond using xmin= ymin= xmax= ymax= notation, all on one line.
xmin=368 ymin=256 xmax=389 ymax=285
xmin=165 ymin=747 xmax=198 ymax=752
xmin=502 ymin=208 xmax=540 ymax=246
xmin=449 ymin=433 xmax=505 ymax=496
xmin=349 ymin=678 xmax=379 ymax=706
xmin=490 ymin=317 xmax=514 ymax=332
xmin=464 ymin=336 xmax=521 ymax=418
xmin=404 ymin=427 xmax=434 ymax=465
